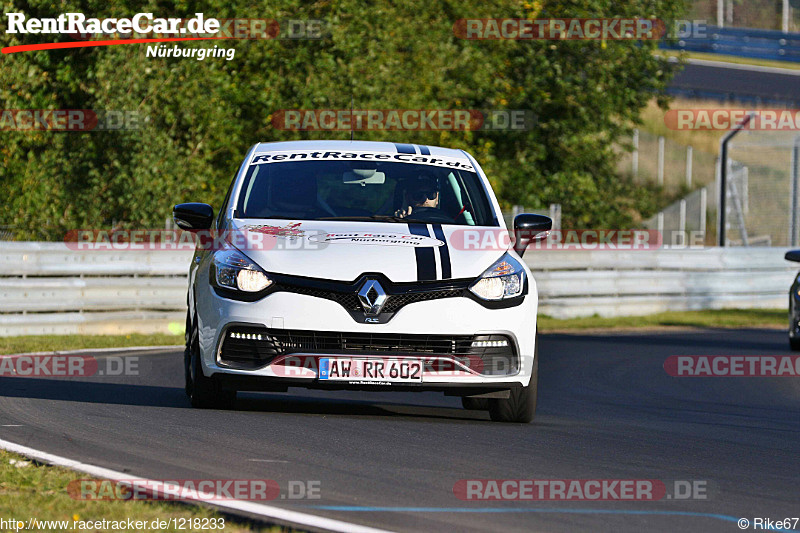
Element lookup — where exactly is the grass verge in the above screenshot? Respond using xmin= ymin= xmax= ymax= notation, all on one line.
xmin=538 ymin=308 xmax=786 ymax=332
xmin=0 ymin=334 xmax=181 ymax=356
xmin=0 ymin=310 xmax=787 ymax=355
xmin=0 ymin=450 xmax=283 ymax=532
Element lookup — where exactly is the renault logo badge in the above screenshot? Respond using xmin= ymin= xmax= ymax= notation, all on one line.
xmin=358 ymin=280 xmax=387 ymax=316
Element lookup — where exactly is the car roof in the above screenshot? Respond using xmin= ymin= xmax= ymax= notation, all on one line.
xmin=254 ymin=140 xmax=470 ymax=161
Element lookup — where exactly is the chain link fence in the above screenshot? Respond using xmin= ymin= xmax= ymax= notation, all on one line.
xmin=502 ymin=204 xmax=562 ymax=232
xmin=724 ymin=130 xmax=800 ymax=246
xmin=642 ymin=187 xmax=710 ymax=246
xmin=688 ymin=0 xmax=800 ymax=32
xmin=617 ymin=129 xmax=718 ymax=194
xmin=625 ymin=127 xmax=800 ymax=247
xmin=0 ymin=226 xmax=15 ymax=241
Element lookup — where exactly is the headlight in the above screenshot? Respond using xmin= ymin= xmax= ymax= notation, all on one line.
xmin=469 ymin=253 xmax=525 ymax=301
xmin=211 ymin=248 xmax=272 ymax=293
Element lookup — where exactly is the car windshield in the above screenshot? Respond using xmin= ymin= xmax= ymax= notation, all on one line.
xmin=234 ymin=159 xmax=497 ymax=226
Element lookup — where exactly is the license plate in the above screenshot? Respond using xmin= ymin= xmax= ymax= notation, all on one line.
xmin=318 ymin=358 xmax=423 ymax=383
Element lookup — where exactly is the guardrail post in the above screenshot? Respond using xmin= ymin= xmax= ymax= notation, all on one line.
xmin=700 ymin=187 xmax=707 ymax=236
xmin=679 ymin=199 xmax=687 ymax=246
xmin=791 ymin=136 xmax=800 ymax=246
xmin=718 ymin=112 xmax=755 ymax=247
xmin=783 ymin=0 xmax=790 ymax=33
xmin=685 ymin=146 xmax=693 ymax=188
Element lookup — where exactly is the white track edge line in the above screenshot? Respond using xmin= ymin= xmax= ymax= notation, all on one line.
xmin=3 ymin=345 xmax=184 ymax=357
xmin=684 ymin=56 xmax=800 ymax=76
xmin=0 ymin=438 xmax=394 ymax=533
xmin=658 ymin=54 xmax=800 ymax=76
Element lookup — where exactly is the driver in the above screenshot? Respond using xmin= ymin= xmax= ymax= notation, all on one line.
xmin=394 ymin=173 xmax=440 ymax=218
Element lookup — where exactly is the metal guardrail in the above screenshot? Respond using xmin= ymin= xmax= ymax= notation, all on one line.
xmin=530 ymin=248 xmax=796 ymax=318
xmin=0 ymin=243 xmax=796 ymax=334
xmin=0 ymin=243 xmax=192 ymax=336
xmin=660 ymin=25 xmax=800 ymax=62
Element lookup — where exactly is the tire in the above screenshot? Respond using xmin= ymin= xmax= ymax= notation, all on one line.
xmin=488 ymin=338 xmax=538 ymax=423
xmin=790 ymin=336 xmax=800 ymax=351
xmin=185 ymin=318 xmax=236 ymax=409
xmin=461 ymin=397 xmax=490 ymax=411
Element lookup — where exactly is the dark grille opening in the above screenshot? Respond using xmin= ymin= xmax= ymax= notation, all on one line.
xmin=278 ymin=284 xmax=464 ymax=314
xmin=219 ymin=328 xmax=519 ymax=376
xmin=219 ymin=326 xmax=279 ymax=369
xmin=271 ymin=330 xmax=474 ymax=355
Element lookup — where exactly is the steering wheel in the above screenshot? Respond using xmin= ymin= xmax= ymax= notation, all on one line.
xmin=408 ymin=207 xmax=454 ymax=222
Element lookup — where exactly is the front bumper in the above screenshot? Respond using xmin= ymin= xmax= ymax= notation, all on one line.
xmin=195 ymin=270 xmax=538 ymax=388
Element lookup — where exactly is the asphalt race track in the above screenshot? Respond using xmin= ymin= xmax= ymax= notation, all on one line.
xmin=1 ymin=329 xmax=798 ymax=532
xmin=669 ymin=59 xmax=800 ymax=105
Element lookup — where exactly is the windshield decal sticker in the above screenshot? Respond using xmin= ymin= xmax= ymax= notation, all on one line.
xmin=249 ymin=150 xmax=474 ymax=171
xmin=308 ymin=231 xmax=443 ymax=247
xmin=244 ymin=222 xmax=305 ymax=238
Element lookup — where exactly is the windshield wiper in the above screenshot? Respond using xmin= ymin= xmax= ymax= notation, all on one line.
xmin=315 ymin=215 xmax=409 ymax=222
xmin=239 ymin=215 xmax=306 ymax=220
xmin=315 ymin=215 xmax=440 ymax=224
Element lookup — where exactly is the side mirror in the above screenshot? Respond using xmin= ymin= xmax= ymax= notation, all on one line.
xmin=786 ymin=250 xmax=800 ymax=262
xmin=513 ymin=214 xmax=552 ymax=257
xmin=173 ymin=203 xmax=214 ymax=231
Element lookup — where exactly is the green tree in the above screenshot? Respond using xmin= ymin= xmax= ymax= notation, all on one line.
xmin=0 ymin=0 xmax=685 ymax=239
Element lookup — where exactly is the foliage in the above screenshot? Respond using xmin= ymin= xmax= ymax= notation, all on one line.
xmin=0 ymin=0 xmax=686 ymax=239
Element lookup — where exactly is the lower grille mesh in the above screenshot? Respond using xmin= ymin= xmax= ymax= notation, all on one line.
xmin=219 ymin=327 xmax=518 ymax=375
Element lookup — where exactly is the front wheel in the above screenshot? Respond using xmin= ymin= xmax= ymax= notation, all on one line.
xmin=185 ymin=319 xmax=236 ymax=409
xmin=790 ymin=336 xmax=800 ymax=351
xmin=461 ymin=397 xmax=490 ymax=411
xmin=488 ymin=339 xmax=538 ymax=423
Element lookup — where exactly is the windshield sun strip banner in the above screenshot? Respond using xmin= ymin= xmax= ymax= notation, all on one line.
xmin=247 ymin=149 xmax=474 ymax=172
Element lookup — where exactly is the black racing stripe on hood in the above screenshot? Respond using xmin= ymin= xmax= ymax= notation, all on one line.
xmin=408 ymin=223 xmax=437 ymax=281
xmin=394 ymin=143 xmax=417 ymax=154
xmin=432 ymin=224 xmax=451 ymax=279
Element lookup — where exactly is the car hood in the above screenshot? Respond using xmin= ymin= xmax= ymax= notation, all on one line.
xmin=228 ymin=219 xmax=509 ymax=282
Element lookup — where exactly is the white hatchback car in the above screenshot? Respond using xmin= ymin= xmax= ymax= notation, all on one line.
xmin=174 ymin=140 xmax=551 ymax=422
